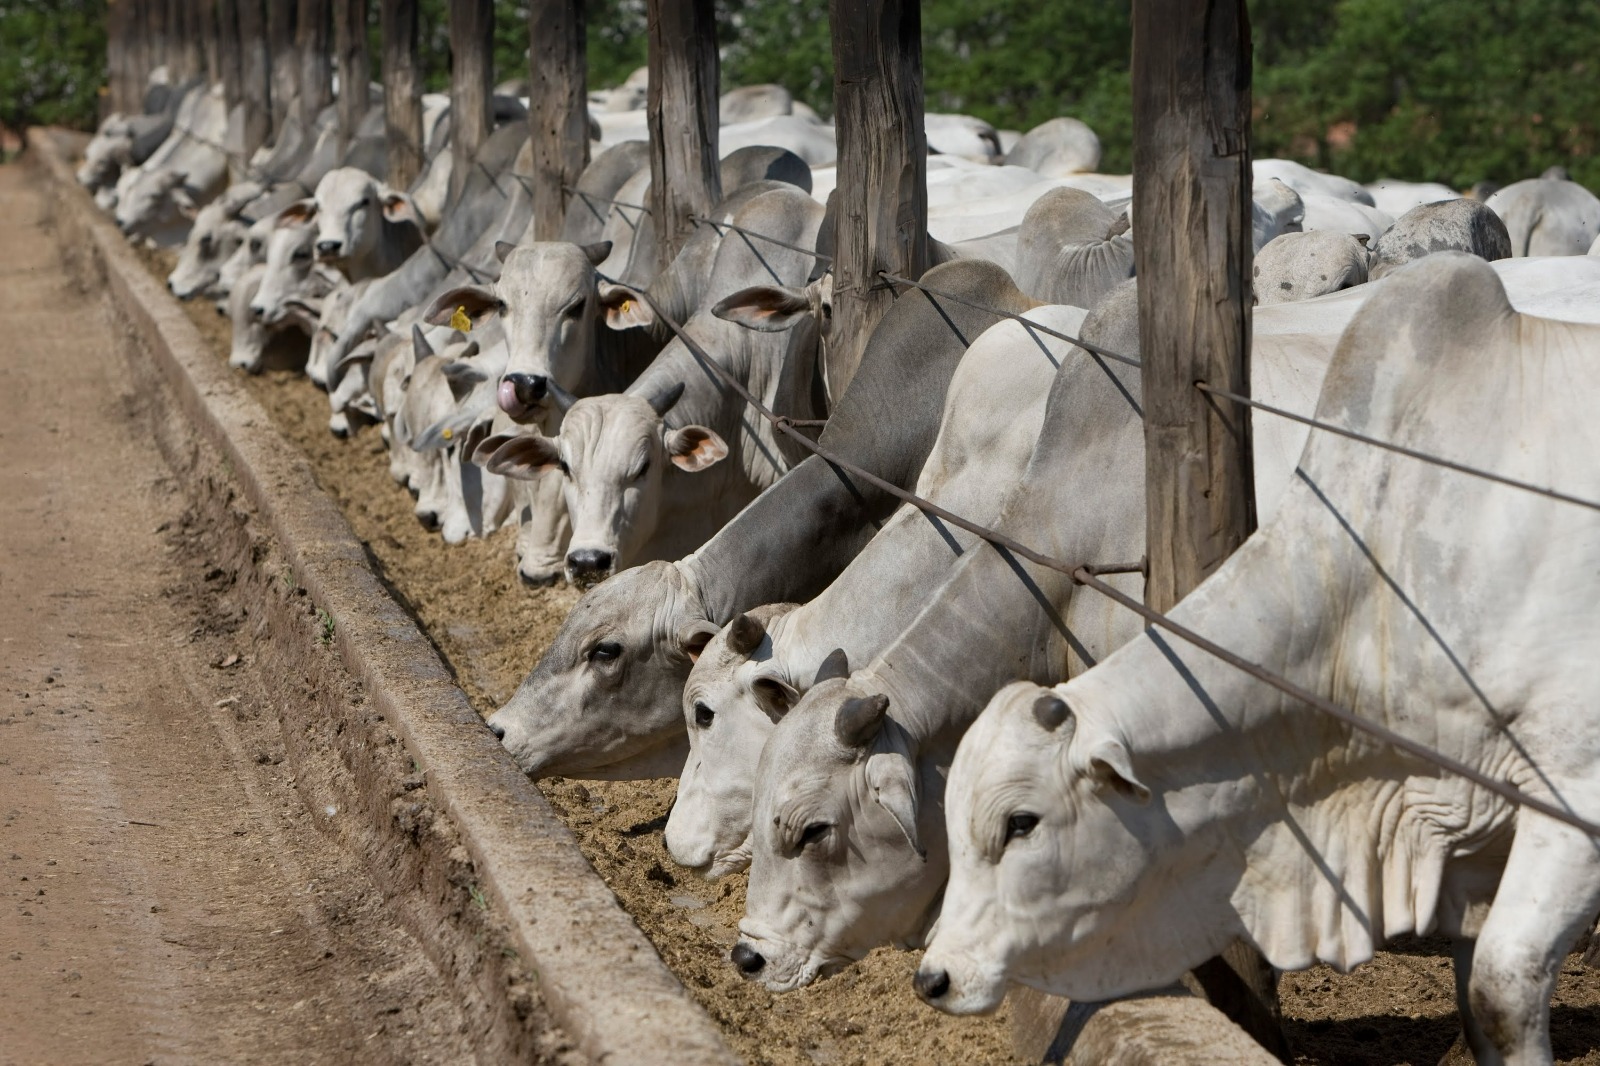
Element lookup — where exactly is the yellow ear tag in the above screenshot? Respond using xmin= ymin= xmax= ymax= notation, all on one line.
xmin=450 ymin=305 xmax=472 ymax=332
xmin=441 ymin=427 xmax=454 ymax=441
xmin=620 ymin=299 xmax=632 ymax=315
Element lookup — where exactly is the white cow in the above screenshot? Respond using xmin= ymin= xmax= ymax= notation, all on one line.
xmin=918 ymin=254 xmax=1600 ymax=1066
xmin=1486 ymin=177 xmax=1600 ymax=257
xmin=666 ymin=306 xmax=1084 ymax=878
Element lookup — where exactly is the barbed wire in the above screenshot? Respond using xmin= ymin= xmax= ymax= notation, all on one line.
xmin=609 ymin=264 xmax=1600 ymax=841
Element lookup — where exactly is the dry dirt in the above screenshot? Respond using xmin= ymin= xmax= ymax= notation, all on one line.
xmin=0 ymin=161 xmax=581 ymax=1065
xmin=128 ymin=188 xmax=1600 ymax=1065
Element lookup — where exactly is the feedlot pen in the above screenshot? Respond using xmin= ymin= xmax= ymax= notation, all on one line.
xmin=137 ymin=231 xmax=1600 ymax=1066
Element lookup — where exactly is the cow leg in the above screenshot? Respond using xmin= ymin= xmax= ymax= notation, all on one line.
xmin=1466 ymin=807 xmax=1600 ymax=1066
xmin=1447 ymin=938 xmax=1493 ymax=1064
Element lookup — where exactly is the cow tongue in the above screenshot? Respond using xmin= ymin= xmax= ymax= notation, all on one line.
xmin=498 ymin=379 xmax=521 ymax=414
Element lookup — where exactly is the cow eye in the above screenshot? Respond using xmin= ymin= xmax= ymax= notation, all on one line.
xmin=693 ymin=702 xmax=714 ymax=728
xmin=588 ymin=641 xmax=621 ymax=663
xmin=562 ymin=298 xmax=585 ymax=320
xmin=1005 ymin=813 xmax=1039 ymax=843
xmin=799 ymin=822 xmax=830 ymax=848
xmin=198 ymin=236 xmax=212 ymax=253
xmin=293 ymin=248 xmax=311 ymax=261
xmin=250 ymin=239 xmax=263 ymax=254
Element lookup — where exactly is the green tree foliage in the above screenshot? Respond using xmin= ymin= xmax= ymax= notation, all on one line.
xmin=0 ymin=0 xmax=106 ymax=133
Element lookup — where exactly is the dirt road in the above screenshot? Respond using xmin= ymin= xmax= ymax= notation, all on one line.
xmin=0 ymin=163 xmax=519 ymax=1065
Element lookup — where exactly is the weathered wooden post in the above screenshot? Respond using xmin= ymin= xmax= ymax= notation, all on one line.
xmin=646 ymin=0 xmax=721 ymax=272
xmin=106 ymin=0 xmax=130 ymax=114
xmin=826 ymin=0 xmax=929 ymax=399
xmin=235 ymin=0 xmax=273 ymax=158
xmin=266 ymin=0 xmax=298 ymax=135
xmin=379 ymin=0 xmax=424 ymax=189
xmin=198 ymin=0 xmax=222 ymax=91
xmin=296 ymin=0 xmax=335 ymax=126
xmin=448 ymin=0 xmax=495 ymax=203
xmin=216 ymin=0 xmax=245 ymax=116
xmin=174 ymin=0 xmax=202 ymax=82
xmin=144 ymin=0 xmax=168 ymax=80
xmin=333 ymin=0 xmax=371 ymax=147
xmin=1130 ymin=0 xmax=1285 ymax=1059
xmin=528 ymin=0 xmax=589 ymax=241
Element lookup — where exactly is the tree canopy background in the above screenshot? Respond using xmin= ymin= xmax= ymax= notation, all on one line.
xmin=5 ymin=0 xmax=1597 ymax=189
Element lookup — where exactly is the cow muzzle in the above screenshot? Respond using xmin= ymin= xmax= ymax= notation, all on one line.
xmin=315 ymin=239 xmax=343 ymax=261
xmin=497 ymin=373 xmax=550 ymax=421
xmin=565 ymin=548 xmax=615 ymax=588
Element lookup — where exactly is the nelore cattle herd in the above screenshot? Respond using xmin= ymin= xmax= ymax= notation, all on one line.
xmin=80 ymin=61 xmax=1600 ymax=1065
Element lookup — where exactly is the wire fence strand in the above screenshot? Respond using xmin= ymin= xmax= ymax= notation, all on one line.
xmin=1071 ymin=568 xmax=1600 ymax=839
xmin=1196 ymin=382 xmax=1600 ymax=515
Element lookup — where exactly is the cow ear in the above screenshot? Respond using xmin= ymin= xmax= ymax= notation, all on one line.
xmin=712 ymin=285 xmax=811 ymax=332
xmin=1083 ymin=738 xmax=1150 ymax=805
xmin=381 ymin=190 xmax=419 ymax=225
xmin=677 ymin=619 xmax=721 ymax=663
xmin=867 ymin=749 xmax=923 ymax=858
xmin=175 ymin=191 xmax=199 ymax=220
xmin=724 ymin=612 xmax=765 ymax=655
xmin=423 ymin=286 xmax=503 ymax=328
xmin=479 ymin=432 xmax=563 ymax=480
xmin=835 ymin=693 xmax=890 ymax=748
xmin=494 ymin=240 xmax=517 ymax=263
xmin=665 ymin=426 xmax=727 ymax=472
xmin=751 ymin=675 xmax=799 ymax=718
xmin=813 ymin=648 xmax=849 ymax=685
xmin=277 ymin=198 xmax=317 ymax=228
xmin=597 ymin=281 xmax=653 ymax=330
xmin=440 ymin=359 xmax=488 ymax=403
xmin=581 ymin=240 xmax=613 ymax=266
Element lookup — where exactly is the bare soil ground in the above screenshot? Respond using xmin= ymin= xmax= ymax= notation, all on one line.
xmin=129 ymin=185 xmax=1600 ymax=1065
xmin=0 ymin=161 xmax=579 ymax=1065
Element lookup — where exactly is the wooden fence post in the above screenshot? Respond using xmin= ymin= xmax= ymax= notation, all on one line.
xmin=216 ymin=0 xmax=244 ymax=115
xmin=235 ymin=0 xmax=273 ymax=158
xmin=448 ymin=0 xmax=494 ymax=203
xmin=106 ymin=0 xmax=130 ymax=113
xmin=198 ymin=0 xmax=221 ymax=90
xmin=528 ymin=0 xmax=589 ymax=241
xmin=266 ymin=0 xmax=298 ymax=135
xmin=646 ymin=0 xmax=720 ymax=272
xmin=826 ymin=0 xmax=929 ymax=399
xmin=177 ymin=0 xmax=203 ymax=82
xmin=296 ymin=0 xmax=335 ymax=126
xmin=1130 ymin=0 xmax=1285 ymax=1059
xmin=380 ymin=0 xmax=424 ymax=189
xmin=333 ymin=0 xmax=371 ymax=147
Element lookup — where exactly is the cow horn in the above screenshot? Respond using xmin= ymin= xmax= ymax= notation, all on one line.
xmin=548 ymin=379 xmax=578 ymax=414
xmin=411 ymin=323 xmax=434 ymax=359
xmin=648 ymin=381 xmax=685 ymax=417
xmin=724 ymin=613 xmax=764 ymax=656
xmin=1033 ymin=694 xmax=1070 ymax=731
xmin=813 ymin=648 xmax=849 ymax=685
xmin=835 ymin=693 xmax=890 ymax=748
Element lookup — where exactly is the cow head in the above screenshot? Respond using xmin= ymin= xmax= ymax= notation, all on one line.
xmin=483 ymin=559 xmax=715 ymax=779
xmin=250 ymin=201 xmax=323 ymax=327
xmin=167 ymin=186 xmax=258 ymax=300
xmin=667 ymin=605 xmax=800 ymax=878
xmin=113 ymin=167 xmax=189 ymax=240
xmin=733 ymin=658 xmax=943 ymax=992
xmin=218 ymin=213 xmax=273 ymax=296
xmin=424 ymin=241 xmax=615 ymax=425
xmin=915 ymin=682 xmax=1214 ymax=1016
xmin=477 ymin=385 xmax=727 ymax=586
xmin=400 ymin=347 xmax=486 ymax=543
xmin=308 ymin=167 xmax=417 ymax=277
xmin=78 ymin=116 xmax=133 ymax=189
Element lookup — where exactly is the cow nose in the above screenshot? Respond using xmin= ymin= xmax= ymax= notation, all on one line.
xmin=730 ymin=943 xmax=765 ymax=976
xmin=913 ymin=967 xmax=950 ymax=1002
xmin=316 ymin=239 xmax=341 ymax=258
xmin=566 ymin=548 xmax=613 ymax=577
xmin=502 ymin=373 xmax=549 ymax=407
xmin=416 ymin=510 xmax=441 ymax=532
xmin=249 ymin=304 xmax=266 ymax=321
xmin=487 ymin=720 xmax=505 ymax=740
